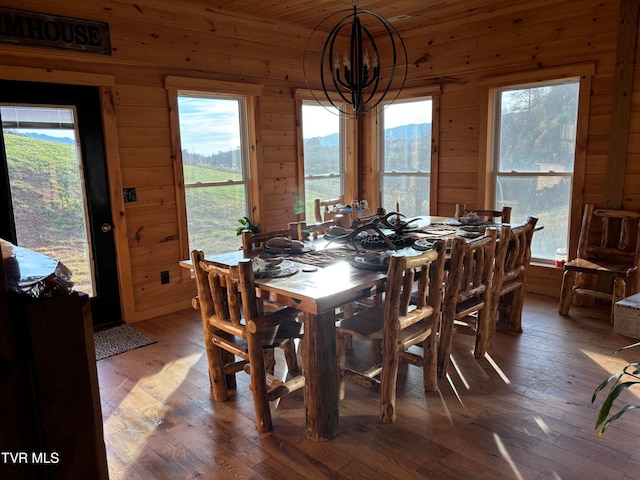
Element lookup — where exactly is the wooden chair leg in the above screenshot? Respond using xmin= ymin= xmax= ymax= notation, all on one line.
xmin=209 ymin=345 xmax=231 ymax=401
xmin=438 ymin=314 xmax=455 ymax=378
xmin=509 ymin=287 xmax=526 ymax=333
xmin=247 ymin=332 xmax=273 ymax=433
xmin=473 ymin=306 xmax=492 ymax=358
xmin=422 ymin=335 xmax=438 ymax=392
xmin=559 ymin=270 xmax=576 ymax=315
xmin=264 ymin=348 xmax=275 ymax=376
xmin=282 ymin=340 xmax=300 ymax=373
xmin=336 ymin=334 xmax=347 ymax=401
xmin=379 ymin=325 xmax=399 ymax=424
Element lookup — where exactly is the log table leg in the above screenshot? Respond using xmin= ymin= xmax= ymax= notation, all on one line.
xmin=302 ymin=311 xmax=339 ymax=441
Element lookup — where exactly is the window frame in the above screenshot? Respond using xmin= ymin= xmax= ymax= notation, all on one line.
xmin=480 ymin=63 xmax=594 ymax=261
xmin=376 ymin=94 xmax=436 ymax=216
xmin=294 ymin=89 xmax=357 ymax=220
xmin=365 ymin=86 xmax=440 ymax=215
xmin=165 ymin=76 xmax=263 ymax=267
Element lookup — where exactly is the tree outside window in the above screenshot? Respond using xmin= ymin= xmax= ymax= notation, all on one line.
xmin=493 ymin=80 xmax=579 ymax=261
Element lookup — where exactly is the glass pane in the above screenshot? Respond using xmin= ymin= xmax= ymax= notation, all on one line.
xmin=185 ymin=185 xmax=247 ymax=254
xmin=382 ymin=99 xmax=432 ymax=173
xmin=177 ymin=96 xmax=244 ymax=184
xmin=177 ymin=94 xmax=249 ymax=254
xmin=304 ymin=177 xmax=342 ymax=222
xmin=2 ymin=106 xmax=95 ymax=295
xmin=302 ymin=103 xmax=341 ymax=176
xmin=382 ymin=175 xmax=430 ymax=217
xmin=496 ymin=175 xmax=571 ymax=261
xmin=498 ymin=82 xmax=579 ymax=173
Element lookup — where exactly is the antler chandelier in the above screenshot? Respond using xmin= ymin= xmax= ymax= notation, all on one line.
xmin=303 ymin=0 xmax=408 ymax=119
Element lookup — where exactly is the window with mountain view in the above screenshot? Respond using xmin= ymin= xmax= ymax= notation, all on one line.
xmin=301 ymin=102 xmax=344 ymax=222
xmin=492 ymin=79 xmax=579 ymax=262
xmin=176 ymin=93 xmax=251 ymax=254
xmin=379 ymin=98 xmax=432 ymax=217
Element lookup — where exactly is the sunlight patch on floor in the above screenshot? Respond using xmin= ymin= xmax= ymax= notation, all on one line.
xmin=493 ymin=432 xmax=525 ymax=480
xmin=449 ymin=356 xmax=471 ymax=390
xmin=485 ymin=353 xmax=511 ymax=384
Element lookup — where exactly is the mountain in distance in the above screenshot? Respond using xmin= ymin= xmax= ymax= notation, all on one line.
xmin=307 ymin=123 xmax=430 ymax=147
xmin=22 ymin=132 xmax=75 ymax=145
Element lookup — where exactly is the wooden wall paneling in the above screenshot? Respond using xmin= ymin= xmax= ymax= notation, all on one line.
xmin=262 ymin=145 xmax=298 ymax=163
xmin=604 ymin=0 xmax=640 ymax=209
xmin=115 ymin=85 xmax=168 ymax=107
xmin=127 ymin=222 xmax=179 ymax=248
xmin=119 ymin=146 xmax=174 ymax=169
xmin=125 ymin=204 xmax=179 ymax=234
xmin=526 ymin=264 xmax=563 ymax=298
xmin=122 ymin=185 xmax=176 ymax=208
xmin=121 ymin=166 xmax=175 ymax=188
xmin=114 ymin=105 xmax=169 ymax=128
xmin=128 ymin=239 xmax=181 ymax=268
xmin=131 ymin=261 xmax=184 ymax=287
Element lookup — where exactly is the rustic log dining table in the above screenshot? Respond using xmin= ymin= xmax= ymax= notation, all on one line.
xmin=181 ymin=215 xmax=461 ymax=440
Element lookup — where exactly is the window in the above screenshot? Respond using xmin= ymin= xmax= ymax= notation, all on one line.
xmin=491 ymin=79 xmax=579 ymax=262
xmin=300 ymin=101 xmax=345 ymax=222
xmin=175 ymin=92 xmax=252 ymax=255
xmin=378 ymin=98 xmax=433 ymax=217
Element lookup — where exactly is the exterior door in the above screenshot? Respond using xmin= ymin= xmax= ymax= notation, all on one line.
xmin=0 ymin=80 xmax=121 ymax=327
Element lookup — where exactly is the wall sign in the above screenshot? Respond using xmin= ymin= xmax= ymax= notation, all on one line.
xmin=0 ymin=8 xmax=111 ymax=55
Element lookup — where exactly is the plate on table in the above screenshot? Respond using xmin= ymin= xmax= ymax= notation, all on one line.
xmin=412 ymin=239 xmax=434 ymax=251
xmin=456 ymin=226 xmax=486 ymax=239
xmin=351 ymin=255 xmax=390 ymax=271
xmin=253 ymin=260 xmax=299 ymax=278
xmin=263 ymin=243 xmax=316 ymax=254
xmin=444 ymin=217 xmax=488 ymax=227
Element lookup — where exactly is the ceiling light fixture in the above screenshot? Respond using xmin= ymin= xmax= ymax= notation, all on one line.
xmin=303 ymin=0 xmax=408 ymax=119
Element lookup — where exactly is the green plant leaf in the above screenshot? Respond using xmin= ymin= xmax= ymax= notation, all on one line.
xmin=597 ymin=404 xmax=640 ymax=436
xmin=595 ymin=381 xmax=638 ymax=429
xmin=592 ymin=371 xmax=624 ymax=403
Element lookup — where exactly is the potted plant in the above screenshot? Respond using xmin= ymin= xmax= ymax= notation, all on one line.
xmin=591 ymin=340 xmax=640 ymax=435
xmin=236 ymin=216 xmax=259 ymax=236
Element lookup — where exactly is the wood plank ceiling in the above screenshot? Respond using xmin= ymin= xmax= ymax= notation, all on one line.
xmin=192 ymin=0 xmax=541 ymax=34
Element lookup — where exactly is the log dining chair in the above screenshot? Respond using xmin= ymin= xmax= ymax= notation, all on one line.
xmin=240 ymin=226 xmax=297 ymax=254
xmin=455 ymin=204 xmax=512 ymax=224
xmin=559 ymin=204 xmax=640 ymax=323
xmin=489 ymin=216 xmax=539 ymax=343
xmin=190 ymin=250 xmax=305 ymax=432
xmin=334 ymin=240 xmax=447 ymax=423
xmin=314 ymin=196 xmax=346 ymax=225
xmin=438 ymin=228 xmax=498 ymax=378
xmin=296 ymin=219 xmax=337 ymax=241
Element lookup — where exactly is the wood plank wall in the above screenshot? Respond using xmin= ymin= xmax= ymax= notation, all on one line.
xmin=0 ymin=0 xmax=635 ymax=321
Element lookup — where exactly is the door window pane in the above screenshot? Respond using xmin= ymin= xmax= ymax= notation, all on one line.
xmin=494 ymin=81 xmax=579 ymax=261
xmin=380 ymin=99 xmax=432 ymax=217
xmin=177 ymin=95 xmax=249 ymax=254
xmin=1 ymin=105 xmax=95 ymax=295
xmin=301 ymin=103 xmax=343 ymax=221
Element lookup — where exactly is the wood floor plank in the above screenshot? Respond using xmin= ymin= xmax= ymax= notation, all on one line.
xmin=97 ymin=294 xmax=640 ymax=479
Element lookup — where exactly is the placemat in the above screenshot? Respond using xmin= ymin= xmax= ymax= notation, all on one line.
xmin=254 ymin=260 xmax=299 ymax=278
xmin=292 ymin=249 xmax=359 ymax=267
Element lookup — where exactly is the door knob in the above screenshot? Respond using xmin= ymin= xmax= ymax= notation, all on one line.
xmin=101 ymin=223 xmax=112 ymax=232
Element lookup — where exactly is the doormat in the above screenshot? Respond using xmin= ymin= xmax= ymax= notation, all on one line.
xmin=94 ymin=324 xmax=156 ymax=361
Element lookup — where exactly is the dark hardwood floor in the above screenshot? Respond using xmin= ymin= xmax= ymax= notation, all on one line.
xmin=97 ymin=294 xmax=640 ymax=479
